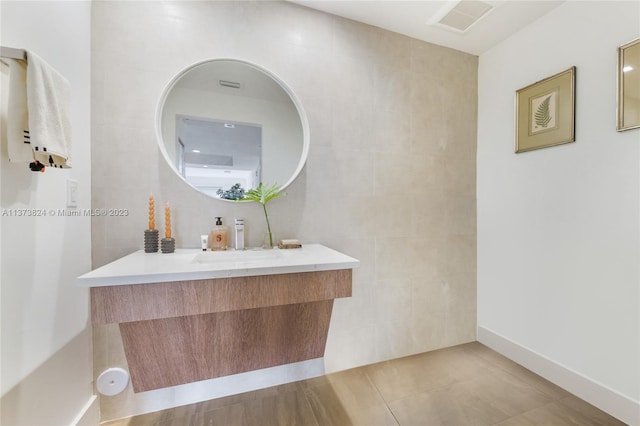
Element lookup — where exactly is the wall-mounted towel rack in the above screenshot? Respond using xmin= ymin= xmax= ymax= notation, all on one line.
xmin=0 ymin=46 xmax=27 ymax=62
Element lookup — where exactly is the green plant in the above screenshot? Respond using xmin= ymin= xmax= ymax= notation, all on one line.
xmin=237 ymin=182 xmax=285 ymax=247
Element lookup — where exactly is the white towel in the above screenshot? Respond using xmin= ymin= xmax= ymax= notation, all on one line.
xmin=26 ymin=50 xmax=72 ymax=168
xmin=1 ymin=58 xmax=32 ymax=163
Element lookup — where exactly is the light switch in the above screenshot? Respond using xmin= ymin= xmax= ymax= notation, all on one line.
xmin=67 ymin=179 xmax=78 ymax=208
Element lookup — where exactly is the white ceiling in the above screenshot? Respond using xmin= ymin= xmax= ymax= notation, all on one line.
xmin=289 ymin=0 xmax=565 ymax=55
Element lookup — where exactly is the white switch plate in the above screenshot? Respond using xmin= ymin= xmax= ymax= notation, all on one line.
xmin=67 ymin=179 xmax=78 ymax=208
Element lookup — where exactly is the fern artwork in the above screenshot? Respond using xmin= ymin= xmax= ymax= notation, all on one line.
xmin=515 ymin=67 xmax=575 ymax=153
xmin=531 ymin=91 xmax=557 ymax=133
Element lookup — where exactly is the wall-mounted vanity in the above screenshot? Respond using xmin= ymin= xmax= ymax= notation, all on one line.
xmin=79 ymin=57 xmax=345 ymax=394
xmin=79 ymin=245 xmax=358 ymax=392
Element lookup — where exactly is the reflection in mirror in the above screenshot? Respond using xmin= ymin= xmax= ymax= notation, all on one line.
xmin=177 ymin=117 xmax=262 ymax=198
xmin=157 ymin=59 xmax=309 ymax=200
xmin=618 ymin=38 xmax=640 ymax=131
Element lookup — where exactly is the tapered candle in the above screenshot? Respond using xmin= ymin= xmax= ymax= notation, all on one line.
xmin=165 ymin=203 xmax=172 ymax=239
xmin=148 ymin=195 xmax=155 ymax=230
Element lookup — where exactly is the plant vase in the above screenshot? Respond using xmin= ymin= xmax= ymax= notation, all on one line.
xmin=262 ymin=232 xmax=274 ymax=249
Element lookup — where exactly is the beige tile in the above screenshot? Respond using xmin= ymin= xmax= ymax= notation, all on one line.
xmin=324 ymin=326 xmax=378 ymax=373
xmin=304 ymin=369 xmax=396 ymax=426
xmin=556 ymin=395 xmax=627 ymax=425
xmin=369 ymin=26 xmax=412 ymax=74
xmin=461 ymin=370 xmax=554 ymax=417
xmin=330 ymin=279 xmax=376 ymax=330
xmin=413 ymin=193 xmax=450 ymax=237
xmin=365 ymin=349 xmax=461 ymax=402
xmin=374 ymin=276 xmax=414 ymax=324
xmin=326 ymin=55 xmax=375 ymax=106
xmin=331 ymin=195 xmax=378 ymax=240
xmin=322 ymin=368 xmax=387 ymax=407
xmin=409 ymin=312 xmax=448 ymax=354
xmin=495 ymin=397 xmax=626 ymax=426
xmin=375 ymin=237 xmax=440 ymax=282
xmin=388 ymin=381 xmax=511 ymax=426
xmin=243 ymin=388 xmax=317 ymax=426
xmin=388 ymin=361 xmax=552 ymax=425
xmin=443 ymin=307 xmax=477 ymax=347
xmin=188 ymin=390 xmax=258 ymax=414
xmin=457 ymin=343 xmax=570 ymax=400
xmin=374 ymin=319 xmax=419 ymax=362
xmin=445 ymin=196 xmax=477 ymax=236
xmin=373 ymin=152 xmax=414 ymax=195
xmin=330 ymin=100 xmax=375 ymax=151
xmin=373 ymin=68 xmax=413 ymax=115
xmin=371 ymin=108 xmax=411 ymax=154
xmin=167 ymin=403 xmax=246 ymax=426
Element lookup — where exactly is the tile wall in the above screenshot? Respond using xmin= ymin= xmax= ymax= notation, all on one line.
xmin=92 ymin=0 xmax=477 ymax=419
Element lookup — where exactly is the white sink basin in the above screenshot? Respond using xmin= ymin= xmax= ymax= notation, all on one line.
xmin=192 ymin=249 xmax=284 ymax=264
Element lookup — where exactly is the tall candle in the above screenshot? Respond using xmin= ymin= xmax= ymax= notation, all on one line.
xmin=148 ymin=195 xmax=155 ymax=230
xmin=165 ymin=203 xmax=171 ymax=239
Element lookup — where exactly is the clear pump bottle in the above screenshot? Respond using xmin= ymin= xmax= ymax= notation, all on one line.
xmin=209 ymin=217 xmax=228 ymax=251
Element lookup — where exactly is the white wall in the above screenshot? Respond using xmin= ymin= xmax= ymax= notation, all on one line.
xmin=477 ymin=1 xmax=639 ymax=424
xmin=0 ymin=1 xmax=96 ymax=424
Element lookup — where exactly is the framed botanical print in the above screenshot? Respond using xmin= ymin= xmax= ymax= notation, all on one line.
xmin=617 ymin=37 xmax=640 ymax=131
xmin=515 ymin=67 xmax=576 ymax=153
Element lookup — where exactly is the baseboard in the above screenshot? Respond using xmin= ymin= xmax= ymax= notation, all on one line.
xmin=70 ymin=395 xmax=99 ymax=426
xmin=478 ymin=326 xmax=639 ymax=426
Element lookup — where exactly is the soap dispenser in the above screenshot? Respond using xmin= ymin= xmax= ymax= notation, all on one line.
xmin=209 ymin=217 xmax=228 ymax=251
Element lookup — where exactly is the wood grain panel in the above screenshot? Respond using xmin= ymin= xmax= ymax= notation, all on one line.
xmin=120 ymin=301 xmax=334 ymax=392
xmin=91 ymin=270 xmax=352 ymax=325
xmin=334 ymin=269 xmax=352 ymax=298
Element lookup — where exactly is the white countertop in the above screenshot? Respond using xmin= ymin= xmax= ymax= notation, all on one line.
xmin=77 ymin=244 xmax=359 ymax=287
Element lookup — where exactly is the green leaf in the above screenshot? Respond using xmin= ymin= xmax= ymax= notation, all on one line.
xmin=236 ymin=182 xmax=285 ymax=205
xmin=534 ymin=95 xmax=552 ymax=128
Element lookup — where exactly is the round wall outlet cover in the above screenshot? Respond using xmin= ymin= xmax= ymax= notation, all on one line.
xmin=96 ymin=367 xmax=129 ymax=396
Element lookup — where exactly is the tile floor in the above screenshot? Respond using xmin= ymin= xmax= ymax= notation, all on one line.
xmin=102 ymin=342 xmax=625 ymax=426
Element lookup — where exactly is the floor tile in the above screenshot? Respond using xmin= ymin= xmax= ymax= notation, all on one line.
xmin=100 ymin=342 xmax=623 ymax=426
xmin=364 ymin=348 xmax=463 ymax=402
xmin=166 ymin=403 xmax=246 ymax=426
xmin=305 ymin=383 xmax=398 ymax=426
xmin=556 ymin=395 xmax=627 ymax=425
xmin=388 ymin=380 xmax=512 ymax=426
xmin=494 ymin=397 xmax=626 ymax=426
xmin=303 ymin=369 xmax=397 ymax=425
xmin=243 ymin=388 xmax=318 ymax=426
xmin=461 ymin=370 xmax=554 ymax=417
xmin=457 ymin=342 xmax=570 ymax=400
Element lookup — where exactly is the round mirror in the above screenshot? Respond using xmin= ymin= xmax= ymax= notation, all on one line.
xmin=156 ymin=59 xmax=309 ymax=200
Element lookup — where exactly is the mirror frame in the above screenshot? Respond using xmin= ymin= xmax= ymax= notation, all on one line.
xmin=155 ymin=58 xmax=310 ymax=200
xmin=617 ymin=37 xmax=640 ymax=132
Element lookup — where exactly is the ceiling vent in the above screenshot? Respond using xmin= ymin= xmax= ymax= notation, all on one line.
xmin=428 ymin=0 xmax=494 ymax=33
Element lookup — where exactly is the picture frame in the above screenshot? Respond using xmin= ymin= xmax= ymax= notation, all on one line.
xmin=617 ymin=37 xmax=640 ymax=131
xmin=515 ymin=67 xmax=576 ymax=153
